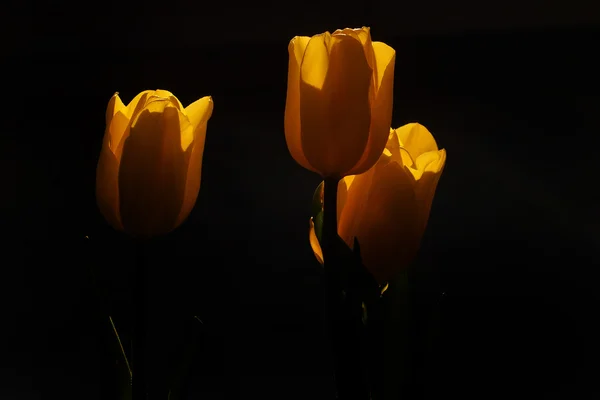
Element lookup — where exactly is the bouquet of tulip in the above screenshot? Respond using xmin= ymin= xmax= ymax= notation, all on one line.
xmin=285 ymin=28 xmax=446 ymax=399
xmin=90 ymin=27 xmax=445 ymax=400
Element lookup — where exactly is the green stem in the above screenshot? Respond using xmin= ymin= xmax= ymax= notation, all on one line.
xmin=133 ymin=240 xmax=148 ymax=400
xmin=322 ymin=177 xmax=370 ymax=400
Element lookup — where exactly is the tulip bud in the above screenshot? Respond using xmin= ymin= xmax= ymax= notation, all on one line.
xmin=96 ymin=89 xmax=213 ymax=237
xmin=310 ymin=123 xmax=446 ymax=283
xmin=285 ymin=27 xmax=396 ymax=178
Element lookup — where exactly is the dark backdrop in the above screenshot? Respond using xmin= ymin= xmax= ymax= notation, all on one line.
xmin=4 ymin=3 xmax=600 ymax=400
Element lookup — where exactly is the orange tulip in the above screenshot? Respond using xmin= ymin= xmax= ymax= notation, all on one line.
xmin=310 ymin=123 xmax=446 ymax=283
xmin=96 ymin=89 xmax=213 ymax=237
xmin=285 ymin=27 xmax=396 ymax=178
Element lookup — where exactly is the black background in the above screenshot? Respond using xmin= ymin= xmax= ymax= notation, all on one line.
xmin=4 ymin=2 xmax=600 ymax=399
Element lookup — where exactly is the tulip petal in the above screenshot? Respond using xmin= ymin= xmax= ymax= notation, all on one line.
xmin=300 ymin=32 xmax=331 ymax=90
xmin=184 ymin=96 xmax=213 ymax=151
xmin=334 ymin=27 xmax=375 ymax=72
xmin=338 ymin=161 xmax=378 ymax=248
xmin=185 ymin=96 xmax=213 ymax=130
xmin=343 ymin=175 xmax=356 ymax=191
xmin=108 ymin=91 xmax=157 ymax=159
xmin=300 ymin=33 xmax=372 ymax=177
xmin=284 ymin=36 xmax=316 ymax=173
xmin=176 ymin=97 xmax=214 ymax=227
xmin=106 ymin=93 xmax=126 ymax=126
xmin=97 ymin=92 xmax=132 ymax=231
xmin=395 ymin=123 xmax=439 ymax=159
xmin=399 ymin=147 xmax=416 ymax=169
xmin=111 ymin=115 xmax=132 ymax=161
xmin=105 ymin=94 xmax=131 ymax=156
xmin=155 ymin=90 xmax=182 ymax=110
xmin=356 ymin=27 xmax=375 ymax=75
xmin=124 ymin=90 xmax=155 ymax=119
xmin=154 ymin=89 xmax=174 ymax=98
xmin=372 ymin=42 xmax=396 ymax=93
xmin=353 ymin=161 xmax=420 ymax=283
xmin=334 ymin=27 xmax=377 ymax=119
xmin=337 ymin=177 xmax=352 ymax=223
xmin=385 ymin=128 xmax=400 ymax=155
xmin=413 ymin=149 xmax=446 ymax=235
xmin=415 ymin=150 xmax=442 ymax=173
xmin=309 ymin=218 xmax=324 ymax=265
xmin=347 ymin=41 xmax=395 ymax=175
xmin=118 ymin=98 xmax=188 ymax=236
xmin=96 ymin=125 xmax=124 ymax=231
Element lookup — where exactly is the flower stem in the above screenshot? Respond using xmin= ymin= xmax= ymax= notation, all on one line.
xmin=133 ymin=240 xmax=148 ymax=400
xmin=323 ymin=177 xmax=370 ymax=400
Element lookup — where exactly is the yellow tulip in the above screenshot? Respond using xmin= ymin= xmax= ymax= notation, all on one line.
xmin=96 ymin=89 xmax=213 ymax=237
xmin=285 ymin=27 xmax=396 ymax=178
xmin=310 ymin=123 xmax=446 ymax=283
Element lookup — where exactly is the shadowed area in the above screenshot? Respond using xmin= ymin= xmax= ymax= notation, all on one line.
xmin=4 ymin=12 xmax=600 ymax=400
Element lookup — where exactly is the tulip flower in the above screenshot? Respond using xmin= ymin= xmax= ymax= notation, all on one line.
xmin=310 ymin=123 xmax=446 ymax=283
xmin=285 ymin=27 xmax=396 ymax=178
xmin=96 ymin=89 xmax=213 ymax=237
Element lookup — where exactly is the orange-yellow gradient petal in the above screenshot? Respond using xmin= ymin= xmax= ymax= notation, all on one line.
xmin=352 ymin=161 xmax=420 ymax=283
xmin=284 ymin=36 xmax=315 ymax=172
xmin=185 ymin=96 xmax=214 ymax=133
xmin=104 ymin=93 xmax=130 ymax=155
xmin=118 ymin=97 xmax=188 ymax=237
xmin=176 ymin=96 xmax=214 ymax=226
xmin=107 ymin=90 xmax=161 ymax=158
xmin=300 ymin=33 xmax=372 ymax=177
xmin=105 ymin=93 xmax=126 ymax=126
xmin=334 ymin=27 xmax=374 ymax=72
xmin=96 ymin=124 xmax=123 ymax=231
xmin=413 ymin=148 xmax=446 ymax=236
xmin=309 ymin=218 xmax=324 ymax=265
xmin=338 ymin=162 xmax=378 ymax=250
xmin=395 ymin=123 xmax=439 ymax=159
xmin=347 ymin=41 xmax=395 ymax=175
xmin=124 ymin=90 xmax=154 ymax=119
xmin=97 ymin=93 xmax=129 ymax=231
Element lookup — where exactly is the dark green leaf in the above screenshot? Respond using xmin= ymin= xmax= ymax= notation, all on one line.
xmin=311 ymin=181 xmax=324 ymax=219
xmin=107 ymin=316 xmax=132 ymax=400
xmin=361 ymin=302 xmax=368 ymax=325
xmin=314 ymin=211 xmax=324 ymax=244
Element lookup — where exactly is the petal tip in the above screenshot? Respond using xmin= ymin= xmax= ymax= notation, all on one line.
xmin=438 ymin=148 xmax=447 ymax=161
xmin=106 ymin=92 xmax=126 ymax=124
